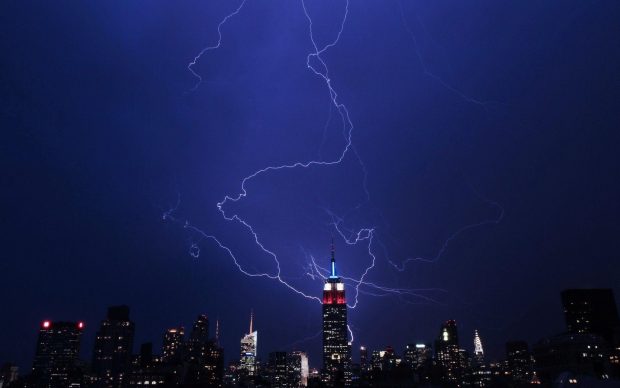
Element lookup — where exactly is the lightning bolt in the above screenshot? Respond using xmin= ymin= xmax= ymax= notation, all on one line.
xmin=281 ymin=329 xmax=323 ymax=350
xmin=396 ymin=0 xmax=503 ymax=109
xmin=181 ymin=0 xmax=370 ymax=306
xmin=187 ymin=0 xmax=247 ymax=91
xmin=380 ymin=189 xmax=505 ymax=272
xmin=171 ymin=0 xmax=502 ymax=329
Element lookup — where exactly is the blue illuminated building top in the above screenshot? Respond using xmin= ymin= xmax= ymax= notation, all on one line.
xmin=329 ymin=239 xmax=338 ymax=279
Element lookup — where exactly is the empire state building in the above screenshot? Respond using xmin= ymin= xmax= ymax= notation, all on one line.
xmin=322 ymin=241 xmax=351 ymax=386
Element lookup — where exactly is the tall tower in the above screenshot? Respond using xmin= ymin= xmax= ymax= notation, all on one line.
xmin=92 ymin=306 xmax=135 ymax=388
xmin=240 ymin=310 xmax=258 ymax=377
xmin=184 ymin=314 xmax=223 ymax=386
xmin=435 ymin=320 xmax=462 ymax=384
xmin=473 ymin=329 xmax=485 ymax=365
xmin=187 ymin=314 xmax=209 ymax=363
xmin=322 ymin=241 xmax=351 ymax=386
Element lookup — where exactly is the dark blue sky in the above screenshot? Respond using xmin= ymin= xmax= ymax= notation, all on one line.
xmin=2 ymin=0 xmax=619 ymax=370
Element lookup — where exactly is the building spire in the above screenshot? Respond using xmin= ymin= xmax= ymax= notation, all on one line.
xmin=215 ymin=317 xmax=220 ymax=345
xmin=330 ymin=237 xmax=337 ymax=278
xmin=249 ymin=309 xmax=254 ymax=334
xmin=474 ymin=329 xmax=485 ymax=364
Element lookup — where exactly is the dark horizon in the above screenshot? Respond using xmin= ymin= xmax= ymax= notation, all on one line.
xmin=2 ymin=0 xmax=620 ymax=380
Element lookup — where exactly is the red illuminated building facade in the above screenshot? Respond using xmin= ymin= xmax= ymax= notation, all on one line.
xmin=322 ymin=242 xmax=351 ymax=386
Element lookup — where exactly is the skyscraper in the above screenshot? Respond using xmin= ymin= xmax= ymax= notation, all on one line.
xmin=471 ymin=330 xmax=491 ymax=386
xmin=184 ymin=314 xmax=223 ymax=386
xmin=561 ymin=288 xmax=620 ymax=344
xmin=92 ymin=305 xmax=135 ymax=388
xmin=359 ymin=346 xmax=368 ymax=373
xmin=322 ymin=241 xmax=351 ymax=386
xmin=187 ymin=314 xmax=209 ymax=363
xmin=288 ymin=351 xmax=309 ymax=387
xmin=240 ymin=311 xmax=258 ymax=377
xmin=473 ymin=329 xmax=485 ymax=365
xmin=126 ymin=342 xmax=167 ymax=387
xmin=435 ymin=320 xmax=463 ymax=384
xmin=32 ymin=320 xmax=84 ymax=387
xmin=403 ymin=343 xmax=431 ymax=370
xmin=268 ymin=351 xmax=288 ymax=388
xmin=162 ymin=326 xmax=185 ymax=364
xmin=505 ymin=341 xmax=533 ymax=383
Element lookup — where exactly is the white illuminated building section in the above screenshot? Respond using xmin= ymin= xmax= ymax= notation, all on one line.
xmin=239 ymin=311 xmax=258 ymax=376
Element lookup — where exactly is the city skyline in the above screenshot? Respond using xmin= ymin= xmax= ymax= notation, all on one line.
xmin=9 ymin=259 xmax=615 ymax=374
xmin=5 ymin=284 xmax=619 ymax=386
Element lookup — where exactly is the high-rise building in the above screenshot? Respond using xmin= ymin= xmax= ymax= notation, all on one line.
xmin=533 ymin=332 xmax=611 ymax=383
xmin=435 ymin=320 xmax=464 ymax=384
xmin=377 ymin=346 xmax=397 ymax=372
xmin=470 ymin=330 xmax=490 ymax=386
xmin=183 ymin=314 xmax=223 ymax=386
xmin=92 ymin=305 xmax=135 ymax=388
xmin=561 ymin=288 xmax=620 ymax=344
xmin=403 ymin=343 xmax=431 ymax=370
xmin=162 ymin=326 xmax=185 ymax=364
xmin=240 ymin=311 xmax=258 ymax=377
xmin=201 ymin=341 xmax=224 ymax=386
xmin=288 ymin=351 xmax=309 ymax=387
xmin=268 ymin=352 xmax=288 ymax=387
xmin=187 ymin=314 xmax=209 ymax=362
xmin=322 ymin=242 xmax=351 ymax=386
xmin=473 ymin=330 xmax=485 ymax=365
xmin=403 ymin=344 xmax=415 ymax=368
xmin=32 ymin=320 xmax=84 ymax=387
xmin=370 ymin=350 xmax=382 ymax=372
xmin=359 ymin=346 xmax=368 ymax=373
xmin=505 ymin=341 xmax=533 ymax=383
xmin=126 ymin=343 xmax=167 ymax=387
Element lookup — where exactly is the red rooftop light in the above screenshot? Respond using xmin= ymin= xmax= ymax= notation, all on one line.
xmin=77 ymin=321 xmax=84 ymax=329
xmin=42 ymin=321 xmax=51 ymax=329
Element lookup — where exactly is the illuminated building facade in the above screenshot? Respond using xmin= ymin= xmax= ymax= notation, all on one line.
xmin=92 ymin=305 xmax=135 ymax=388
xmin=561 ymin=288 xmax=620 ymax=344
xmin=187 ymin=314 xmax=209 ymax=363
xmin=359 ymin=346 xmax=368 ymax=373
xmin=288 ymin=351 xmax=309 ymax=387
xmin=32 ymin=320 xmax=84 ymax=387
xmin=403 ymin=343 xmax=431 ymax=370
xmin=375 ymin=346 xmax=397 ymax=372
xmin=183 ymin=314 xmax=223 ymax=386
xmin=533 ymin=332 xmax=611 ymax=383
xmin=322 ymin=242 xmax=351 ymax=386
xmin=473 ymin=330 xmax=485 ymax=365
xmin=268 ymin=351 xmax=288 ymax=387
xmin=162 ymin=326 xmax=185 ymax=363
xmin=505 ymin=340 xmax=533 ymax=383
xmin=240 ymin=311 xmax=258 ymax=377
xmin=126 ymin=343 xmax=166 ymax=387
xmin=435 ymin=320 xmax=465 ymax=384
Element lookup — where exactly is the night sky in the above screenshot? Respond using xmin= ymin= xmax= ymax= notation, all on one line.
xmin=2 ymin=0 xmax=620 ymax=371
